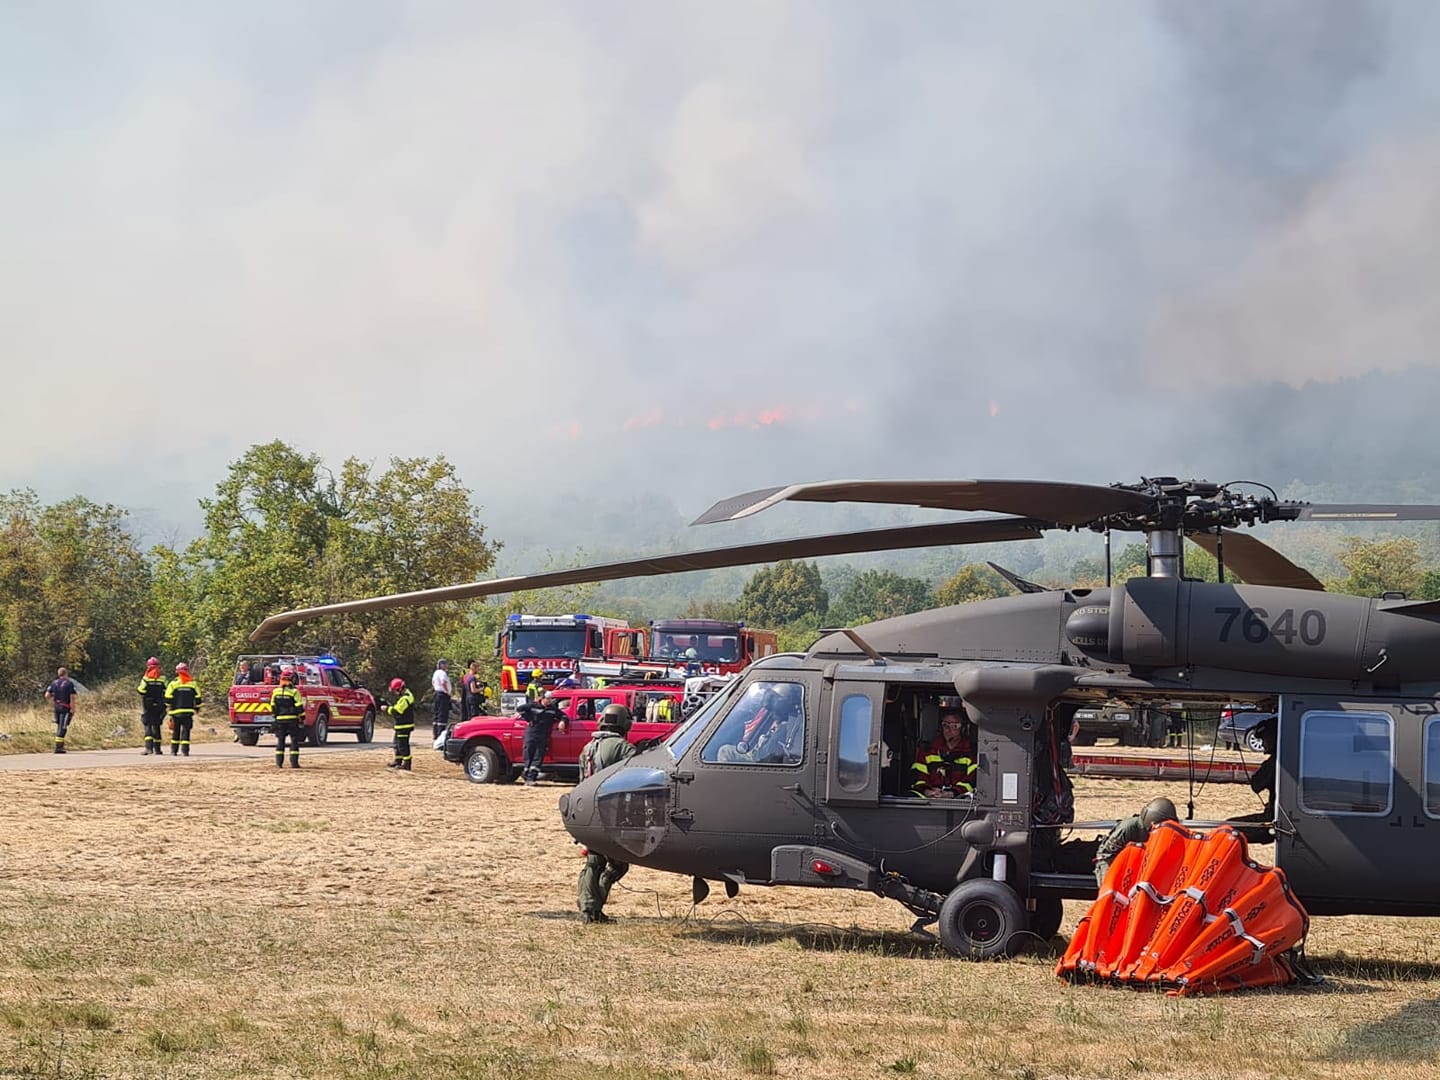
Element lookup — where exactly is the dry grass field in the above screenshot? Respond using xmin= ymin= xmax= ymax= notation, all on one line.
xmin=2 ymin=741 xmax=1440 ymax=1079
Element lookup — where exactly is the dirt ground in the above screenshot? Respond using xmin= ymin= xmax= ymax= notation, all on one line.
xmin=2 ymin=748 xmax=1439 ymax=1079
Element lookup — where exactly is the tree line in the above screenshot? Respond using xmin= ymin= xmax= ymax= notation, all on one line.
xmin=4 ymin=440 xmax=1439 ymax=699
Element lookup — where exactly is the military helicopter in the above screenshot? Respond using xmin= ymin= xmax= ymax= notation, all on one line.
xmin=252 ymin=476 xmax=1440 ymax=958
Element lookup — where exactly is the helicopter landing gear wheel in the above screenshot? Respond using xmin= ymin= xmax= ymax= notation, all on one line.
xmin=937 ymin=879 xmax=1026 ymax=959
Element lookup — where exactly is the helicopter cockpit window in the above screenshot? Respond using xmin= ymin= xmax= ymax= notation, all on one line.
xmin=700 ymin=681 xmax=806 ymax=766
xmin=663 ymin=677 xmax=743 ymax=759
xmin=836 ymin=694 xmax=873 ymax=792
xmin=1298 ymin=711 xmax=1393 ymax=816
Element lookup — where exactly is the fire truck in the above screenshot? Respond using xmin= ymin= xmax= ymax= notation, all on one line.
xmin=647 ymin=618 xmax=778 ymax=675
xmin=494 ymin=614 xmax=638 ymax=711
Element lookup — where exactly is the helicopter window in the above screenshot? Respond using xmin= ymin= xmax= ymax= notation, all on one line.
xmin=664 ymin=676 xmax=743 ymax=758
xmin=700 ymin=681 xmax=806 ymax=766
xmin=836 ymin=694 xmax=873 ymax=792
xmin=1425 ymin=719 xmax=1440 ymax=817
xmin=1298 ymin=711 xmax=1393 ymax=816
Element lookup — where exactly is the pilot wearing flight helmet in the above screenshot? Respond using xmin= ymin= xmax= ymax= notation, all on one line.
xmin=716 ymin=683 xmax=804 ymax=764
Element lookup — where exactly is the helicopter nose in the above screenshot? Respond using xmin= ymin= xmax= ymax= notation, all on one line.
xmin=559 ymin=764 xmax=672 ymax=861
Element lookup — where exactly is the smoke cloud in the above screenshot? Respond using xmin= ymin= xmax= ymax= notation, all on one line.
xmin=3 ymin=1 xmax=1439 ymax=541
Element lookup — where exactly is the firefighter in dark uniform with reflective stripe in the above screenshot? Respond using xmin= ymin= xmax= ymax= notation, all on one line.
xmin=911 ymin=708 xmax=976 ymax=799
xmin=384 ymin=677 xmax=416 ymax=770
xmin=576 ymin=704 xmax=639 ymax=923
xmin=164 ymin=663 xmax=202 ymax=756
xmin=137 ymin=656 xmax=167 ymax=755
xmin=270 ymin=666 xmax=305 ymax=769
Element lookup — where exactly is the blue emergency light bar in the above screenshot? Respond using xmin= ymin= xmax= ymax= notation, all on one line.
xmin=317 ymin=656 xmax=338 ymax=666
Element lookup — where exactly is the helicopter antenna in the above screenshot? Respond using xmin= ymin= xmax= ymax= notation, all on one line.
xmin=1214 ymin=524 xmax=1225 ymax=584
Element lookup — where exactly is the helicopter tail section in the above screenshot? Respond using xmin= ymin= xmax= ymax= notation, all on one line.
xmin=1057 ymin=824 xmax=1310 ymax=995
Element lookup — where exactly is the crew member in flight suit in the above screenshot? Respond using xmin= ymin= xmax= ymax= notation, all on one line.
xmin=1093 ymin=797 xmax=1178 ymax=884
xmin=577 ymin=704 xmax=639 ymax=923
xmin=270 ymin=667 xmax=305 ymax=769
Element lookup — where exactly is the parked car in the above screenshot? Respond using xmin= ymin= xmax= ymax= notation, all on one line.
xmin=443 ymin=684 xmax=684 ymax=783
xmin=1071 ymin=703 xmax=1166 ymax=747
xmin=1217 ymin=706 xmax=1275 ymax=752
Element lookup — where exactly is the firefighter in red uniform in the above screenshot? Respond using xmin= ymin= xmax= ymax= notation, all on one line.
xmin=911 ymin=707 xmax=977 ymax=798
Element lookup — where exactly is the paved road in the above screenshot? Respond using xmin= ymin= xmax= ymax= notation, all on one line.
xmin=0 ymin=739 xmax=394 ymax=772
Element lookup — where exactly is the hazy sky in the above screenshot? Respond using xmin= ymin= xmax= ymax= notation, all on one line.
xmin=5 ymin=1 xmax=1440 ymax=544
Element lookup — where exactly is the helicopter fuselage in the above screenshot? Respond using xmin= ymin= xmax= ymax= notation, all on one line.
xmin=560 ymin=580 xmax=1440 ymax=924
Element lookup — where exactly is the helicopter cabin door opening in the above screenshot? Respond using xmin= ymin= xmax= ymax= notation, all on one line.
xmin=1276 ymin=694 xmax=1440 ymax=916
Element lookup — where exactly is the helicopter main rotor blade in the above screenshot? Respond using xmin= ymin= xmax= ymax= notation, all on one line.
xmin=250 ymin=516 xmax=1050 ymax=642
xmin=692 ymin=479 xmax=1154 ymax=527
xmin=1295 ymin=503 xmax=1440 ymax=522
xmin=1190 ymin=530 xmax=1324 ymax=591
xmin=985 ymin=561 xmax=1051 ymax=594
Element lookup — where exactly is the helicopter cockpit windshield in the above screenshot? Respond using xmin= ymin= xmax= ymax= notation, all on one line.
xmin=663 ymin=674 xmax=745 ymax=758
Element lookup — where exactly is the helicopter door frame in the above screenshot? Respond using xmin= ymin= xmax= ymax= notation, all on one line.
xmin=824 ymin=681 xmax=882 ymax=805
xmin=1275 ymin=694 xmax=1436 ymax=915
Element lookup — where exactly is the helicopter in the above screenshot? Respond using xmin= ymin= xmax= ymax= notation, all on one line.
xmin=252 ymin=476 xmax=1440 ymax=959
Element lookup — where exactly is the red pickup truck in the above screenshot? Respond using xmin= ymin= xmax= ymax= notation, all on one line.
xmin=442 ymin=684 xmax=681 ymax=783
xmin=228 ymin=654 xmax=378 ymax=747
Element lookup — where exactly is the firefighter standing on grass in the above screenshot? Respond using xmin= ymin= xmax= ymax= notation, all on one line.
xmin=576 ymin=704 xmax=638 ymax=923
xmin=164 ymin=663 xmax=201 ymax=756
xmin=384 ymin=677 xmax=416 ymax=770
xmin=270 ymin=666 xmax=305 ymax=769
xmin=137 ymin=657 xmax=167 ymax=755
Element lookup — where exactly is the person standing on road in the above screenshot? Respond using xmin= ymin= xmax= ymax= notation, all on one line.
xmin=517 ymin=690 xmax=566 ymax=786
xmin=44 ymin=667 xmax=78 ymax=754
xmin=137 ymin=657 xmax=167 ymax=755
xmin=270 ymin=665 xmax=305 ymax=769
xmin=164 ymin=663 xmax=202 ymax=756
xmin=577 ymin=704 xmax=639 ymax=923
xmin=384 ymin=677 xmax=416 ymax=770
xmin=461 ymin=660 xmax=484 ymax=721
xmin=431 ymin=659 xmax=453 ymax=740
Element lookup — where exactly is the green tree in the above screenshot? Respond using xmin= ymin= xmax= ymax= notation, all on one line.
xmin=180 ymin=442 xmax=499 ymax=694
xmin=0 ymin=491 xmax=154 ymax=697
xmin=738 ymin=561 xmax=828 ymax=627
xmin=933 ymin=564 xmax=1009 ymax=606
xmin=1418 ymin=569 xmax=1440 ymax=601
xmin=828 ymin=569 xmax=933 ymax=625
xmin=1329 ymin=536 xmax=1424 ymax=597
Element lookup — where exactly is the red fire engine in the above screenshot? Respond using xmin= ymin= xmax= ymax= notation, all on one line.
xmin=494 ymin=613 xmax=638 ymax=709
xmin=647 ymin=618 xmax=778 ymax=675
